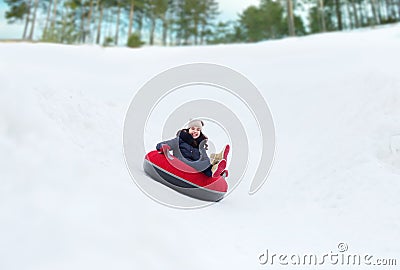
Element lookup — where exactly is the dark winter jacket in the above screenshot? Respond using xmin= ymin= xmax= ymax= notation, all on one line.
xmin=156 ymin=129 xmax=209 ymax=162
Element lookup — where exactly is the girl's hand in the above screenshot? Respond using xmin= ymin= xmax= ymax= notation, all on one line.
xmin=158 ymin=144 xmax=171 ymax=154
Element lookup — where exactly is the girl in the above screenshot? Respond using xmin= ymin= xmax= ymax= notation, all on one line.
xmin=156 ymin=119 xmax=229 ymax=178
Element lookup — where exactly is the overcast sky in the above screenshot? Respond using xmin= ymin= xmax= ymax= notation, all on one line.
xmin=0 ymin=0 xmax=260 ymax=39
xmin=218 ymin=0 xmax=260 ymax=21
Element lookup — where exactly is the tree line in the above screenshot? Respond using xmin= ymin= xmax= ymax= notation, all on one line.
xmin=4 ymin=0 xmax=400 ymax=46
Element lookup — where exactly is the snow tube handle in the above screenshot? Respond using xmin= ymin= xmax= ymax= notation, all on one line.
xmin=159 ymin=144 xmax=174 ymax=160
xmin=166 ymin=151 xmax=174 ymax=160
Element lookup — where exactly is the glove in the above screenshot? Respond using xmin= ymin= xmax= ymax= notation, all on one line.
xmin=158 ymin=144 xmax=171 ymax=155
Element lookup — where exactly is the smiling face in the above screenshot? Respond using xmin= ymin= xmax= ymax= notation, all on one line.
xmin=188 ymin=126 xmax=202 ymax=139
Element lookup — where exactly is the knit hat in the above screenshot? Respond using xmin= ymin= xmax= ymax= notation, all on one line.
xmin=187 ymin=119 xmax=204 ymax=129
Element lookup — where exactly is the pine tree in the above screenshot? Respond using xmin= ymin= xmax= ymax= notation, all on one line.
xmin=4 ymin=0 xmax=31 ymax=39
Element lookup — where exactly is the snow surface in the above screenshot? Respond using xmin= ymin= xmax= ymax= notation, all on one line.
xmin=1 ymin=24 xmax=400 ymax=269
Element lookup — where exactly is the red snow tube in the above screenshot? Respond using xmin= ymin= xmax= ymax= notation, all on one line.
xmin=143 ymin=150 xmax=228 ymax=202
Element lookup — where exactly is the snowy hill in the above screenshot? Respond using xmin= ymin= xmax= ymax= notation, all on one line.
xmin=1 ymin=24 xmax=400 ymax=269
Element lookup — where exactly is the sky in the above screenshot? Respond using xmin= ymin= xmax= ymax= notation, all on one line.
xmin=0 ymin=0 xmax=260 ymax=40
xmin=0 ymin=1 xmax=23 ymax=39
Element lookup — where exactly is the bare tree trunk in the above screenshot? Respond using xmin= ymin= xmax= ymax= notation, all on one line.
xmin=345 ymin=0 xmax=353 ymax=29
xmin=370 ymin=0 xmax=380 ymax=24
xmin=193 ymin=20 xmax=197 ymax=45
xmin=397 ymin=0 xmax=400 ymax=18
xmin=169 ymin=20 xmax=175 ymax=46
xmin=115 ymin=3 xmax=121 ymax=45
xmin=377 ymin=0 xmax=383 ymax=22
xmin=161 ymin=16 xmax=168 ymax=46
xmin=391 ymin=0 xmax=397 ymax=18
xmin=28 ymin=0 xmax=39 ymax=40
xmin=137 ymin=12 xmax=143 ymax=39
xmin=383 ymin=0 xmax=390 ymax=19
xmin=185 ymin=30 xmax=189 ymax=45
xmin=61 ymin=5 xmax=67 ymax=42
xmin=22 ymin=0 xmax=32 ymax=39
xmin=107 ymin=9 xmax=113 ymax=38
xmin=286 ymin=0 xmax=295 ymax=36
xmin=50 ymin=0 xmax=58 ymax=31
xmin=361 ymin=1 xmax=371 ymax=25
xmin=335 ymin=0 xmax=343 ymax=30
xmin=398 ymin=0 xmax=400 ymax=18
xmin=194 ymin=18 xmax=199 ymax=45
xmin=200 ymin=22 xmax=205 ymax=45
xmin=87 ymin=0 xmax=94 ymax=42
xmin=128 ymin=0 xmax=135 ymax=37
xmin=149 ymin=17 xmax=156 ymax=45
xmin=96 ymin=3 xmax=103 ymax=44
xmin=318 ymin=0 xmax=326 ymax=32
xmin=388 ymin=0 xmax=397 ymax=18
xmin=380 ymin=0 xmax=384 ymax=21
xmin=350 ymin=0 xmax=360 ymax=27
xmin=43 ymin=0 xmax=53 ymax=37
xmin=360 ymin=1 xmax=368 ymax=26
xmin=23 ymin=17 xmax=29 ymax=39
xmin=80 ymin=8 xmax=86 ymax=43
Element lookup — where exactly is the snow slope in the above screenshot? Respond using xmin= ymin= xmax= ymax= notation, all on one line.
xmin=1 ymin=24 xmax=400 ymax=269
